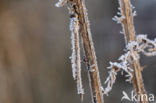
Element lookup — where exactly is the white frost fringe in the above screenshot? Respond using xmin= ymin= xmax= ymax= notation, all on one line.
xmin=104 ymin=34 xmax=156 ymax=95
xmin=55 ymin=0 xmax=67 ymax=7
xmin=70 ymin=17 xmax=84 ymax=95
xmin=56 ymin=0 xmax=84 ymax=96
xmin=136 ymin=34 xmax=156 ymax=56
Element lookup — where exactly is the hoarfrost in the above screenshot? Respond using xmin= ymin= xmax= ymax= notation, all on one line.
xmin=136 ymin=34 xmax=156 ymax=56
xmin=104 ymin=34 xmax=156 ymax=95
xmin=55 ymin=0 xmax=67 ymax=7
xmin=133 ymin=11 xmax=137 ymax=16
xmin=105 ymin=0 xmax=156 ymax=97
xmin=104 ymin=62 xmax=120 ymax=95
xmin=70 ymin=16 xmax=84 ymax=95
xmin=112 ymin=16 xmax=125 ymax=24
xmin=70 ymin=17 xmax=79 ymax=80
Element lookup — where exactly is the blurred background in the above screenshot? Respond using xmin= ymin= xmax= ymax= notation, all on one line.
xmin=0 ymin=0 xmax=156 ymax=103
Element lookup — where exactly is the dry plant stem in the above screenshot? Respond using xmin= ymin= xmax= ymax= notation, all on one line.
xmin=73 ymin=0 xmax=104 ymax=102
xmin=72 ymin=18 xmax=84 ymax=100
xmin=120 ymin=0 xmax=148 ymax=102
xmin=75 ymin=32 xmax=84 ymax=101
xmin=68 ymin=0 xmax=104 ymax=102
xmin=56 ymin=0 xmax=104 ymax=102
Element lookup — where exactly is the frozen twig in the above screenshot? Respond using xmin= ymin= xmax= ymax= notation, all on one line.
xmin=104 ymin=0 xmax=155 ymax=103
xmin=56 ymin=0 xmax=104 ymax=103
xmin=104 ymin=34 xmax=156 ymax=95
xmin=70 ymin=16 xmax=84 ymax=97
xmin=104 ymin=63 xmax=120 ymax=95
xmin=118 ymin=2 xmax=147 ymax=101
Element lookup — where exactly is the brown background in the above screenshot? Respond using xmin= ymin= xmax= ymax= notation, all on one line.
xmin=0 ymin=0 xmax=156 ymax=103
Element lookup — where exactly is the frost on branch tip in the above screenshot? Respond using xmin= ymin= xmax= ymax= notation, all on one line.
xmin=104 ymin=52 xmax=134 ymax=95
xmin=104 ymin=53 xmax=134 ymax=95
xmin=113 ymin=0 xmax=136 ymax=23
xmin=112 ymin=16 xmax=125 ymax=24
xmin=56 ymin=0 xmax=104 ymax=102
xmin=55 ymin=0 xmax=67 ymax=7
xmin=104 ymin=62 xmax=120 ymax=95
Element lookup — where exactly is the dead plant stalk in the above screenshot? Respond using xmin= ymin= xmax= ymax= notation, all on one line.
xmin=119 ymin=0 xmax=148 ymax=103
xmin=55 ymin=0 xmax=104 ymax=103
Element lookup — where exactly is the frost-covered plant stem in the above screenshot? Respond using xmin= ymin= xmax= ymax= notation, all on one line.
xmin=119 ymin=0 xmax=148 ymax=102
xmin=74 ymin=0 xmax=104 ymax=102
xmin=55 ymin=0 xmax=104 ymax=103
xmin=70 ymin=17 xmax=84 ymax=99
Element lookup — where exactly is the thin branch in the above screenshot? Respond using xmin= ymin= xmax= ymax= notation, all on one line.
xmin=70 ymin=16 xmax=84 ymax=99
xmin=55 ymin=0 xmax=104 ymax=102
xmin=104 ymin=34 xmax=156 ymax=96
xmin=118 ymin=0 xmax=148 ymax=102
xmin=75 ymin=0 xmax=104 ymax=102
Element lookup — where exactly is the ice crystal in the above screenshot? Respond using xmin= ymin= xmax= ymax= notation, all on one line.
xmin=104 ymin=62 xmax=120 ymax=95
xmin=70 ymin=17 xmax=79 ymax=80
xmin=133 ymin=11 xmax=137 ymax=16
xmin=136 ymin=34 xmax=156 ymax=56
xmin=112 ymin=16 xmax=125 ymax=24
xmin=55 ymin=0 xmax=67 ymax=7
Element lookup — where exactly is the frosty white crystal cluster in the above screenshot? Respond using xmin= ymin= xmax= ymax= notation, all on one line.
xmin=136 ymin=34 xmax=156 ymax=56
xmin=55 ymin=0 xmax=67 ymax=7
xmin=104 ymin=34 xmax=156 ymax=95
